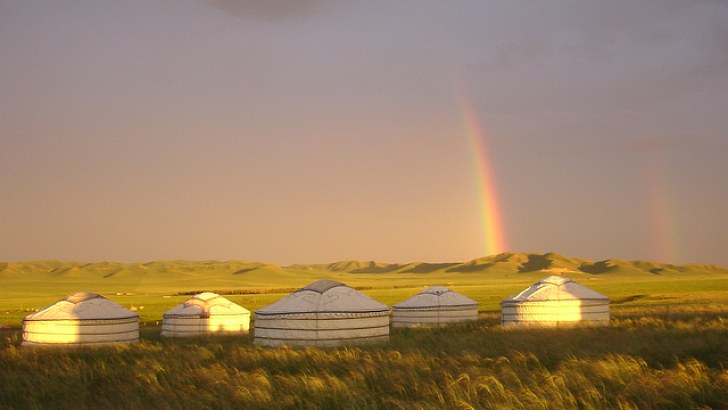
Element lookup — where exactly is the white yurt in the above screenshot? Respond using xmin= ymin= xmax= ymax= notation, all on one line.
xmin=254 ymin=280 xmax=390 ymax=347
xmin=22 ymin=291 xmax=139 ymax=346
xmin=161 ymin=292 xmax=250 ymax=337
xmin=501 ymin=276 xmax=610 ymax=327
xmin=392 ymin=286 xmax=479 ymax=328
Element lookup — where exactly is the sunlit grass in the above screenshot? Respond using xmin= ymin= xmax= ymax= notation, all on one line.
xmin=3 ymin=272 xmax=726 ymax=327
xmin=2 ymin=257 xmax=727 ymax=408
xmin=1 ymin=304 xmax=727 ymax=409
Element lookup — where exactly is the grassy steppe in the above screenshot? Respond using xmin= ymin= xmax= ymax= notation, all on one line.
xmin=3 ymin=252 xmax=728 ymax=327
xmin=1 ymin=307 xmax=727 ymax=409
xmin=2 ymin=253 xmax=728 ymax=409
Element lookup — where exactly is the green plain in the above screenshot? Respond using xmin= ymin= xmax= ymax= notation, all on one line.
xmin=2 ymin=253 xmax=728 ymax=409
xmin=2 ymin=252 xmax=727 ymax=326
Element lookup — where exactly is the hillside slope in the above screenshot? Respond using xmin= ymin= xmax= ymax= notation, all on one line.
xmin=3 ymin=253 xmax=727 ymax=297
xmin=289 ymin=252 xmax=728 ymax=276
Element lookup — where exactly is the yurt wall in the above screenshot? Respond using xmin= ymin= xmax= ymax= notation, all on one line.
xmin=501 ymin=276 xmax=610 ymax=327
xmin=162 ymin=292 xmax=250 ymax=337
xmin=22 ymin=292 xmax=139 ymax=346
xmin=392 ymin=286 xmax=478 ymax=328
xmin=254 ymin=280 xmax=390 ymax=347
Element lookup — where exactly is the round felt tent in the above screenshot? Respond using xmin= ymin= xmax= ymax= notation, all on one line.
xmin=161 ymin=292 xmax=250 ymax=337
xmin=501 ymin=276 xmax=610 ymax=327
xmin=254 ymin=280 xmax=390 ymax=347
xmin=392 ymin=286 xmax=479 ymax=327
xmin=22 ymin=291 xmax=139 ymax=346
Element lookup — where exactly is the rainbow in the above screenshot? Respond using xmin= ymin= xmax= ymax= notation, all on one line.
xmin=645 ymin=152 xmax=678 ymax=263
xmin=460 ymin=98 xmax=508 ymax=256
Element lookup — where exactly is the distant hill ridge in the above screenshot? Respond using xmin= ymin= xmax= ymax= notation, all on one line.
xmin=2 ymin=252 xmax=727 ymax=278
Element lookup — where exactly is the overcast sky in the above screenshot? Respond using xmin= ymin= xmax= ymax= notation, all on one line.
xmin=2 ymin=0 xmax=727 ymax=265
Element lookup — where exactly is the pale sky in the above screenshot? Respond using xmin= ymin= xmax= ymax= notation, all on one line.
xmin=2 ymin=1 xmax=728 ymax=265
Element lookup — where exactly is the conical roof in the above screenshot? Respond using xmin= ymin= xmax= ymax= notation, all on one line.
xmin=502 ymin=276 xmax=608 ymax=303
xmin=256 ymin=280 xmax=389 ymax=315
xmin=24 ymin=291 xmax=138 ymax=321
xmin=394 ymin=286 xmax=478 ymax=309
xmin=301 ymin=279 xmax=346 ymax=294
xmin=163 ymin=292 xmax=249 ymax=318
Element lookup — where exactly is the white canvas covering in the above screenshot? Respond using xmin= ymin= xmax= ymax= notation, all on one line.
xmin=501 ymin=276 xmax=610 ymax=327
xmin=392 ymin=286 xmax=479 ymax=327
xmin=254 ymin=280 xmax=390 ymax=347
xmin=161 ymin=292 xmax=250 ymax=337
xmin=22 ymin=291 xmax=139 ymax=346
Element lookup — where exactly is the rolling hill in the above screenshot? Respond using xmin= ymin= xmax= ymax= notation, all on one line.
xmin=3 ymin=252 xmax=727 ymax=294
xmin=3 ymin=252 xmax=728 ymax=328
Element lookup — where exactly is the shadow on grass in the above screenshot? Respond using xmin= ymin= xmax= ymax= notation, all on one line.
xmin=400 ymin=263 xmax=460 ymax=274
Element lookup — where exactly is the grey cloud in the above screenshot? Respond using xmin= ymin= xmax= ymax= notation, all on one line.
xmin=559 ymin=134 xmax=724 ymax=159
xmin=207 ymin=0 xmax=328 ymax=21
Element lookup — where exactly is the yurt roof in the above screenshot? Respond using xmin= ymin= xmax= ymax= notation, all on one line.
xmin=163 ymin=292 xmax=249 ymax=317
xmin=256 ymin=280 xmax=389 ymax=315
xmin=501 ymin=276 xmax=608 ymax=303
xmin=24 ymin=291 xmax=138 ymax=321
xmin=394 ymin=286 xmax=478 ymax=309
xmin=301 ymin=279 xmax=346 ymax=294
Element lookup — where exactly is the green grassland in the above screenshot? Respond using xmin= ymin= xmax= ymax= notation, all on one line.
xmin=2 ymin=252 xmax=727 ymax=326
xmin=2 ymin=253 xmax=728 ymax=409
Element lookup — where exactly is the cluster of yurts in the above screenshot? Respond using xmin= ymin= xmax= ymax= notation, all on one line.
xmin=22 ymin=276 xmax=610 ymax=347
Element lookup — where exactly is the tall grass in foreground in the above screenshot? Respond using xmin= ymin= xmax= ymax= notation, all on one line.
xmin=1 ymin=308 xmax=727 ymax=409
